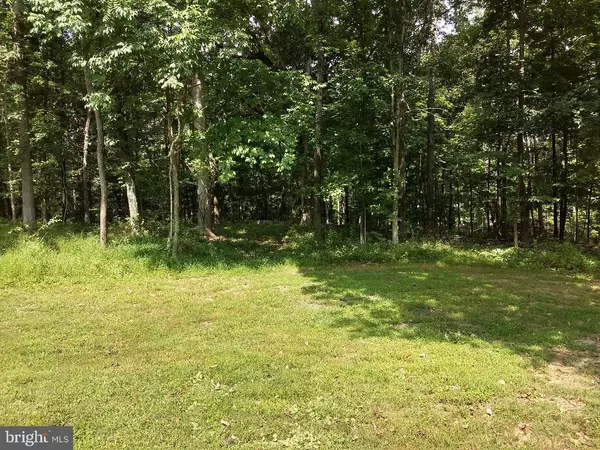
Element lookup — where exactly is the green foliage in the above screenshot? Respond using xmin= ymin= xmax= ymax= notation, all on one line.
xmin=2 ymin=221 xmax=599 ymax=288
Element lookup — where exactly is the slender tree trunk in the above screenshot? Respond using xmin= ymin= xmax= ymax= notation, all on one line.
xmin=61 ymin=157 xmax=68 ymax=222
xmin=469 ymin=183 xmax=474 ymax=237
xmin=559 ymin=129 xmax=568 ymax=242
xmin=457 ymin=185 xmax=461 ymax=231
xmin=94 ymin=109 xmax=108 ymax=246
xmin=533 ymin=139 xmax=544 ymax=234
xmin=192 ymin=74 xmax=213 ymax=235
xmin=299 ymin=58 xmax=313 ymax=227
xmin=426 ymin=68 xmax=435 ymax=232
xmin=587 ymin=184 xmax=593 ymax=243
xmin=84 ymin=63 xmax=108 ymax=247
xmin=517 ymin=0 xmax=530 ymax=247
xmin=82 ymin=109 xmax=92 ymax=224
xmin=12 ymin=0 xmax=35 ymax=229
xmin=125 ymin=170 xmax=140 ymax=235
xmin=299 ymin=149 xmax=312 ymax=226
xmin=551 ymin=39 xmax=559 ymax=239
xmin=552 ymin=132 xmax=558 ymax=238
xmin=40 ymin=198 xmax=48 ymax=224
xmin=313 ymin=48 xmax=324 ymax=241
xmin=448 ymin=173 xmax=454 ymax=232
xmin=359 ymin=196 xmax=367 ymax=245
xmin=390 ymin=0 xmax=407 ymax=242
xmin=344 ymin=186 xmax=350 ymax=226
xmin=575 ymin=200 xmax=579 ymax=244
xmin=7 ymin=163 xmax=17 ymax=222
xmin=213 ymin=191 xmax=221 ymax=225
xmin=167 ymin=94 xmax=182 ymax=256
xmin=125 ymin=128 xmax=140 ymax=235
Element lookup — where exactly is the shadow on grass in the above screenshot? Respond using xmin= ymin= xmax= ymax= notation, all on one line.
xmin=1 ymin=219 xmax=599 ymax=374
xmin=299 ymin=263 xmax=600 ymax=372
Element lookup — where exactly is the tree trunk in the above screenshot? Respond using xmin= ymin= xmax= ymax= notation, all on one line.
xmin=299 ymin=153 xmax=312 ymax=226
xmin=125 ymin=170 xmax=140 ymax=235
xmin=359 ymin=196 xmax=367 ymax=245
xmin=84 ymin=63 xmax=108 ymax=247
xmin=167 ymin=94 xmax=182 ymax=256
xmin=61 ymin=157 xmax=68 ymax=222
xmin=299 ymin=58 xmax=313 ymax=227
xmin=533 ymin=139 xmax=544 ymax=234
xmin=12 ymin=0 xmax=35 ymax=230
xmin=517 ymin=0 xmax=530 ymax=247
xmin=426 ymin=68 xmax=435 ymax=231
xmin=192 ymin=74 xmax=213 ymax=235
xmin=469 ymin=183 xmax=474 ymax=237
xmin=41 ymin=198 xmax=48 ymax=224
xmin=390 ymin=0 xmax=407 ymax=243
xmin=344 ymin=186 xmax=350 ymax=226
xmin=552 ymin=132 xmax=558 ymax=238
xmin=313 ymin=48 xmax=324 ymax=242
xmin=7 ymin=163 xmax=17 ymax=222
xmin=213 ymin=192 xmax=221 ymax=225
xmin=559 ymin=129 xmax=568 ymax=242
xmin=82 ymin=108 xmax=92 ymax=225
xmin=448 ymin=174 xmax=454 ymax=232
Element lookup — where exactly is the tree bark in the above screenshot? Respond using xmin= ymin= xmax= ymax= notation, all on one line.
xmin=191 ymin=74 xmax=213 ymax=235
xmin=167 ymin=94 xmax=182 ymax=256
xmin=390 ymin=0 xmax=407 ymax=243
xmin=125 ymin=170 xmax=140 ymax=235
xmin=313 ymin=48 xmax=324 ymax=242
xmin=426 ymin=68 xmax=435 ymax=232
xmin=7 ymin=163 xmax=17 ymax=222
xmin=359 ymin=196 xmax=367 ymax=245
xmin=12 ymin=0 xmax=35 ymax=229
xmin=552 ymin=131 xmax=558 ymax=238
xmin=60 ymin=157 xmax=68 ymax=222
xmin=517 ymin=0 xmax=530 ymax=247
xmin=559 ymin=129 xmax=568 ymax=241
xmin=40 ymin=198 xmax=48 ymax=224
xmin=299 ymin=58 xmax=313 ymax=227
xmin=82 ymin=109 xmax=92 ymax=224
xmin=84 ymin=63 xmax=108 ymax=247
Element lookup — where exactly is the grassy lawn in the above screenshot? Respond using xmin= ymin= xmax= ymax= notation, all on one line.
xmin=0 ymin=222 xmax=599 ymax=448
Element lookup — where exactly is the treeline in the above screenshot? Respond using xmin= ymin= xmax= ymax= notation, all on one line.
xmin=0 ymin=0 xmax=598 ymax=253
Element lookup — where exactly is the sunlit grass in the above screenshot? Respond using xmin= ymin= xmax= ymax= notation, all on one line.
xmin=0 ymin=221 xmax=598 ymax=448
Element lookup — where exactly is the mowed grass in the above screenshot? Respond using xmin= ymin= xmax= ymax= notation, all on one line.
xmin=0 ymin=222 xmax=599 ymax=448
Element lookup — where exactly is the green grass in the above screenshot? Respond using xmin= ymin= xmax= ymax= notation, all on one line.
xmin=0 ymin=221 xmax=599 ymax=448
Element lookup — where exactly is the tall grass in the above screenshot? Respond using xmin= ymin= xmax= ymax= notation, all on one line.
xmin=1 ymin=220 xmax=598 ymax=287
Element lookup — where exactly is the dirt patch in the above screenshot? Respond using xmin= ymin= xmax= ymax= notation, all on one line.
xmin=544 ymin=361 xmax=597 ymax=389
xmin=577 ymin=336 xmax=600 ymax=351
xmin=552 ymin=397 xmax=586 ymax=413
xmin=514 ymin=422 xmax=531 ymax=445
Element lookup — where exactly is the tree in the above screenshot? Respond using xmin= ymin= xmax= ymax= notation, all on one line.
xmin=11 ymin=0 xmax=35 ymax=229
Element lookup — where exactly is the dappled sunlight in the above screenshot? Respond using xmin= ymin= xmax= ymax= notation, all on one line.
xmin=299 ymin=264 xmax=600 ymax=373
xmin=1 ymin=222 xmax=599 ymax=448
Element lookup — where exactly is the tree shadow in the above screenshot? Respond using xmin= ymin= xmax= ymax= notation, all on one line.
xmin=299 ymin=264 xmax=600 ymax=373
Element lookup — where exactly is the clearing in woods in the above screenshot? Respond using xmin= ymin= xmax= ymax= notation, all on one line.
xmin=0 ymin=223 xmax=598 ymax=448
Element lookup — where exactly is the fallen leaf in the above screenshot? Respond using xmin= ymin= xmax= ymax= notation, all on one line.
xmin=223 ymin=435 xmax=237 ymax=446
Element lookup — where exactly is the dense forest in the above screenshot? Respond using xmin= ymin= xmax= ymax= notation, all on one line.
xmin=0 ymin=0 xmax=598 ymax=254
